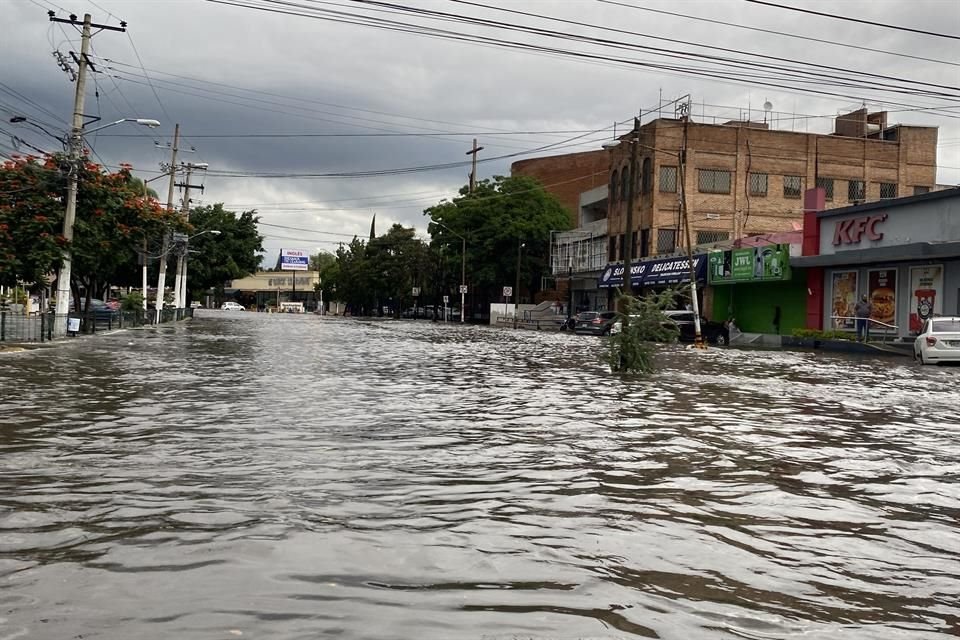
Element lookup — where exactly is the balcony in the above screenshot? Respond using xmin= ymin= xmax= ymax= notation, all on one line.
xmin=550 ymin=219 xmax=608 ymax=275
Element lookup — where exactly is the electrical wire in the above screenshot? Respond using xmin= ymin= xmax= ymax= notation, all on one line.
xmin=744 ymin=0 xmax=960 ymax=41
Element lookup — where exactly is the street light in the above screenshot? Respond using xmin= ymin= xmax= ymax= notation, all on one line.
xmin=430 ymin=219 xmax=467 ymax=324
xmin=54 ymin=116 xmax=160 ymax=335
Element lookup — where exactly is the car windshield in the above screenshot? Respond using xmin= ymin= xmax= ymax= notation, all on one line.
xmin=932 ymin=319 xmax=960 ymax=333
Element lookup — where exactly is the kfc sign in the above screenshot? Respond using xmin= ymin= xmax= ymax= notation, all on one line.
xmin=832 ymin=214 xmax=887 ymax=246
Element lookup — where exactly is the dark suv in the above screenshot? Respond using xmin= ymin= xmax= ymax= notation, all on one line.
xmin=663 ymin=310 xmax=729 ymax=345
xmin=573 ymin=310 xmax=619 ymax=336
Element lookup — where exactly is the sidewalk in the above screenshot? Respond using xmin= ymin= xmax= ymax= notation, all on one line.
xmin=731 ymin=332 xmax=912 ymax=358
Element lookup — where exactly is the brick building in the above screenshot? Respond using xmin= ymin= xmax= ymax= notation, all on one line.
xmin=511 ymin=149 xmax=609 ymax=226
xmin=527 ymin=107 xmax=938 ymax=312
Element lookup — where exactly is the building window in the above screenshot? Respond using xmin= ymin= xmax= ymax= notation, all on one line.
xmin=783 ymin=175 xmax=802 ymax=198
xmin=660 ymin=166 xmax=678 ymax=193
xmin=610 ymin=169 xmax=619 ymax=202
xmin=640 ymin=228 xmax=650 ymax=258
xmin=620 ymin=165 xmax=630 ymax=201
xmin=698 ymin=169 xmax=732 ymax=194
xmin=749 ymin=172 xmax=768 ymax=197
xmin=913 ymin=185 xmax=930 ymax=195
xmin=816 ymin=177 xmax=834 ymax=201
xmin=880 ymin=182 xmax=897 ymax=199
xmin=618 ymin=234 xmax=625 ymax=260
xmin=656 ymin=228 xmax=677 ymax=253
xmin=696 ymin=230 xmax=730 ymax=245
xmin=642 ymin=157 xmax=653 ymax=194
xmin=848 ymin=179 xmax=865 ymax=202
xmin=608 ymin=236 xmax=616 ymax=261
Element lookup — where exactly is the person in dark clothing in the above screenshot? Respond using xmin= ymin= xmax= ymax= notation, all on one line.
xmin=854 ymin=295 xmax=873 ymax=342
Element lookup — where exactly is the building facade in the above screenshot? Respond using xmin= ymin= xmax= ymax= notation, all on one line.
xmin=529 ymin=106 xmax=938 ymax=311
xmin=225 ymin=271 xmax=321 ymax=311
xmin=793 ymin=187 xmax=960 ymax=339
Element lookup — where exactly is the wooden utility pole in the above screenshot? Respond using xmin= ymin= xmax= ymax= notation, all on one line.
xmin=466 ymin=138 xmax=484 ymax=193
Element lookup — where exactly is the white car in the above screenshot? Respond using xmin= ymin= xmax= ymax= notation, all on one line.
xmin=221 ymin=302 xmax=245 ymax=311
xmin=914 ymin=316 xmax=960 ymax=365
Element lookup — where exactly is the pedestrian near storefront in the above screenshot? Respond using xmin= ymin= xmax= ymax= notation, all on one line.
xmin=854 ymin=295 xmax=873 ymax=342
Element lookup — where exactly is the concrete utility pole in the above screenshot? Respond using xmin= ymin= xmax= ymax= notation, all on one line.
xmin=466 ymin=138 xmax=484 ymax=193
xmin=678 ymin=104 xmax=706 ymax=348
xmin=155 ymin=124 xmax=179 ymax=320
xmin=172 ymin=163 xmax=194 ymax=310
xmin=49 ymin=12 xmax=127 ymax=334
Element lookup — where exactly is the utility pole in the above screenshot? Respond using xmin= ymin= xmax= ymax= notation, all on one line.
xmin=49 ymin=12 xmax=126 ymax=335
xmin=155 ymin=123 xmax=179 ymax=321
xmin=177 ymin=163 xmax=207 ymax=309
xmin=514 ymin=240 xmax=524 ymax=329
xmin=466 ymin=138 xmax=484 ymax=193
xmin=624 ymin=117 xmax=639 ymax=298
xmin=172 ymin=163 xmax=192 ymax=311
xmin=678 ymin=103 xmax=705 ymax=348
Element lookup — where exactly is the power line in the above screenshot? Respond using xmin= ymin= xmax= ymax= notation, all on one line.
xmin=598 ymin=0 xmax=960 ymax=67
xmin=744 ymin=0 xmax=960 ymax=41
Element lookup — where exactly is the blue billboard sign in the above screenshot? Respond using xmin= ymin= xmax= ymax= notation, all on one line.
xmin=598 ymin=254 xmax=707 ymax=289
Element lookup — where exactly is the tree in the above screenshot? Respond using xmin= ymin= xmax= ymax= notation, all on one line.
xmin=0 ymin=155 xmax=183 ymax=311
xmin=423 ymin=175 xmax=570 ymax=314
xmin=184 ymin=204 xmax=264 ymax=304
xmin=608 ymin=289 xmax=680 ymax=373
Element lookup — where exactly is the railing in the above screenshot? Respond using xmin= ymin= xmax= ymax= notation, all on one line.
xmin=829 ymin=316 xmax=900 ymax=342
xmin=0 ymin=307 xmax=194 ymax=343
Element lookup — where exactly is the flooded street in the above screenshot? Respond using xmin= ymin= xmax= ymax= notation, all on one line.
xmin=1 ymin=313 xmax=958 ymax=639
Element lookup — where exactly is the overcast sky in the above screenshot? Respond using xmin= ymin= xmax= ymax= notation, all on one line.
xmin=2 ymin=0 xmax=958 ymax=266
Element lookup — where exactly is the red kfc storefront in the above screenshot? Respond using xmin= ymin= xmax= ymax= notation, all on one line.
xmin=792 ymin=187 xmax=960 ymax=339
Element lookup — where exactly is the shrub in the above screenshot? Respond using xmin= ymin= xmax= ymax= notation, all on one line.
xmin=791 ymin=328 xmax=856 ymax=341
xmin=607 ymin=288 xmax=681 ymax=374
xmin=121 ymin=291 xmax=144 ymax=311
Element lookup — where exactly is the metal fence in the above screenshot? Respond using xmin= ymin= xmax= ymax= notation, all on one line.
xmin=0 ymin=308 xmax=194 ymax=343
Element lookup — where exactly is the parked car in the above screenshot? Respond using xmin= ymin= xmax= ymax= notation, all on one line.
xmin=914 ymin=316 xmax=960 ymax=365
xmin=221 ymin=301 xmax=245 ymax=311
xmin=573 ymin=310 xmax=619 ymax=336
xmin=663 ymin=310 xmax=730 ymax=345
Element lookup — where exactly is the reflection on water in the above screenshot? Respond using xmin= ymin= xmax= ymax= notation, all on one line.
xmin=1 ymin=313 xmax=958 ymax=639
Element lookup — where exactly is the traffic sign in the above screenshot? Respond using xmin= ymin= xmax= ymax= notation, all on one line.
xmin=502 ymin=286 xmax=513 ymax=297
xmin=412 ymin=287 xmax=420 ymax=297
xmin=459 ymin=285 xmax=468 ymax=294
xmin=443 ymin=295 xmax=449 ymax=303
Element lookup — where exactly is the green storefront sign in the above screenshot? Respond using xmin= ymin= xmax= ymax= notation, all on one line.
xmin=709 ymin=243 xmax=791 ymax=284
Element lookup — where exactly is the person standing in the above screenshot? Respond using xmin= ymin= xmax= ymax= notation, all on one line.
xmin=854 ymin=294 xmax=873 ymax=342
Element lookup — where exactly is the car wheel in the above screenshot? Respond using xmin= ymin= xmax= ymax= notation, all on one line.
xmin=714 ymin=333 xmax=728 ymax=346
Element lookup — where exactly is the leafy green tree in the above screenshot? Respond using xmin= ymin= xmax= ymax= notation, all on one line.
xmin=608 ymin=289 xmax=680 ymax=373
xmin=184 ymin=204 xmax=264 ymax=304
xmin=424 ymin=175 xmax=570 ymax=314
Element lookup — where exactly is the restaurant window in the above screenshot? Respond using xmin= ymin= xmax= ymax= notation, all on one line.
xmin=913 ymin=185 xmax=930 ymax=195
xmin=816 ymin=176 xmax=834 ymax=201
xmin=698 ymin=169 xmax=732 ymax=194
xmin=848 ymin=179 xmax=865 ymax=202
xmin=660 ymin=166 xmax=678 ymax=193
xmin=749 ymin=172 xmax=768 ymax=197
xmin=696 ymin=230 xmax=730 ymax=245
xmin=783 ymin=175 xmax=802 ymax=199
xmin=656 ymin=228 xmax=677 ymax=253
xmin=880 ymin=182 xmax=897 ymax=199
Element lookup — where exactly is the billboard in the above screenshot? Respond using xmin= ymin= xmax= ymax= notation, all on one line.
xmin=598 ymin=254 xmax=706 ymax=289
xmin=909 ymin=265 xmax=943 ymax=332
xmin=279 ymin=248 xmax=309 ymax=271
xmin=708 ymin=244 xmax=791 ymax=284
xmin=867 ymin=269 xmax=897 ymax=330
xmin=830 ymin=270 xmax=858 ymax=329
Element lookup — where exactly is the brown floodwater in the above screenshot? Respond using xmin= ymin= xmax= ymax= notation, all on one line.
xmin=1 ymin=313 xmax=958 ymax=639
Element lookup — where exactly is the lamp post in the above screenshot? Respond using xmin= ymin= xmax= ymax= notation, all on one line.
xmin=54 ymin=116 xmax=159 ymax=335
xmin=430 ymin=220 xmax=467 ymax=324
xmin=514 ymin=240 xmax=525 ymax=329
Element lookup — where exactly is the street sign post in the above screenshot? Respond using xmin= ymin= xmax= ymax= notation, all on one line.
xmin=502 ymin=286 xmax=512 ymax=298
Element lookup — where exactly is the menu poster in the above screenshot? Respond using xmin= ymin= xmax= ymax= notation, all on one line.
xmin=867 ymin=269 xmax=897 ymax=330
xmin=909 ymin=265 xmax=943 ymax=332
xmin=831 ymin=270 xmax=858 ymax=329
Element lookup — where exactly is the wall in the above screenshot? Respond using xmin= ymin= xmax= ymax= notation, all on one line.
xmin=511 ymin=150 xmax=609 ymax=227
xmin=711 ymin=275 xmax=808 ymax=334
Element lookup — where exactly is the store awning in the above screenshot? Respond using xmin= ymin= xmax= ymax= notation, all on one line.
xmin=790 ymin=241 xmax=960 ymax=268
xmin=598 ymin=254 xmax=707 ymax=289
